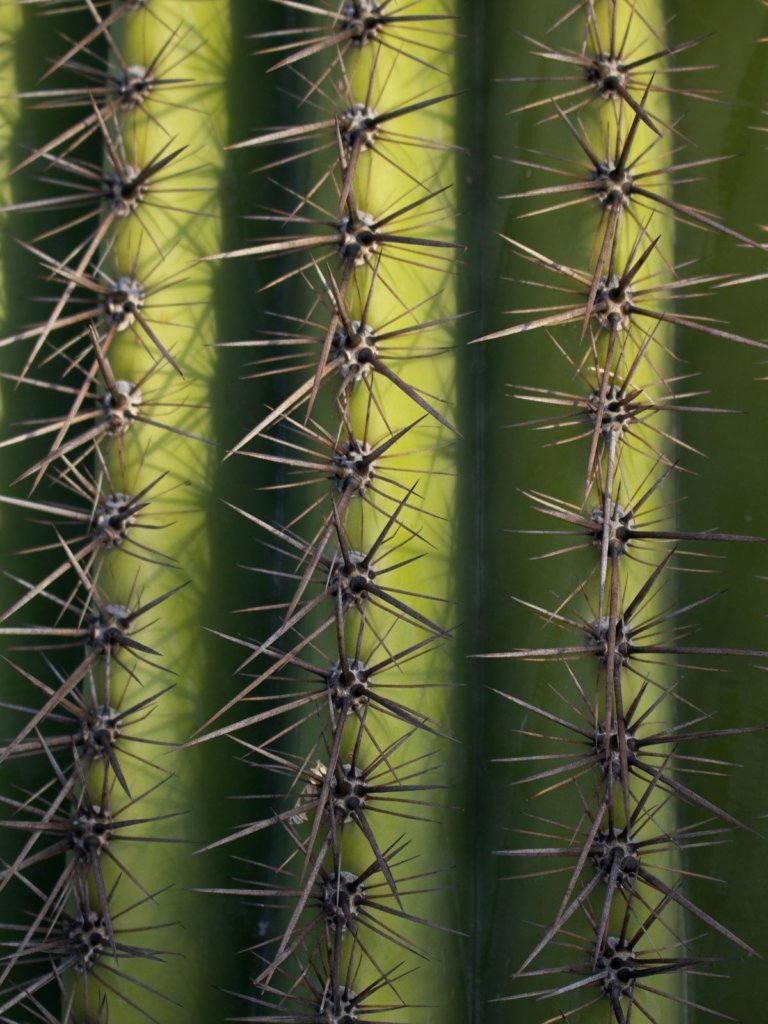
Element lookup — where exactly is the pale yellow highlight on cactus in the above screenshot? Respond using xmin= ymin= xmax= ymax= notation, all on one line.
xmin=0 ymin=0 xmax=23 ymax=652
xmin=0 ymin=2 xmax=21 ymax=444
xmin=332 ymin=4 xmax=462 ymax=1022
xmin=71 ymin=3 xmax=230 ymax=1022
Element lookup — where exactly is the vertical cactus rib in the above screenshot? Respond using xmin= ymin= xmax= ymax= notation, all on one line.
xmin=0 ymin=2 xmax=236 ymax=1021
xmin=80 ymin=3 xmax=234 ymax=1021
xmin=196 ymin=3 xmax=465 ymax=1022
xmin=477 ymin=1 xmax=767 ymax=1021
xmin=335 ymin=12 xmax=463 ymax=1018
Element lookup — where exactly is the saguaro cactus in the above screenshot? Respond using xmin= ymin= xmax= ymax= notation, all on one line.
xmin=1 ymin=2 xmax=767 ymax=1023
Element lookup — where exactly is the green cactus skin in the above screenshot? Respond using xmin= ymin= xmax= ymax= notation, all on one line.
xmin=1 ymin=2 xmax=768 ymax=1023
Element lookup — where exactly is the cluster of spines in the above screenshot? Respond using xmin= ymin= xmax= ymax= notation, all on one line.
xmin=0 ymin=2 xmax=214 ymax=1020
xmin=482 ymin=2 xmax=767 ymax=1020
xmin=4 ymin=2 xmax=766 ymax=1022
xmin=190 ymin=1 xmax=462 ymax=1020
